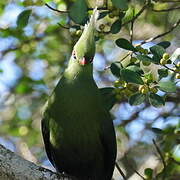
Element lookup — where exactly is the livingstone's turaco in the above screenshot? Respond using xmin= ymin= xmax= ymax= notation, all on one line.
xmin=41 ymin=8 xmax=117 ymax=180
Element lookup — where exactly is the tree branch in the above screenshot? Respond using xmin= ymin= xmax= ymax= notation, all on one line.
xmin=45 ymin=3 xmax=68 ymax=13
xmin=122 ymin=0 xmax=150 ymax=27
xmin=137 ymin=19 xmax=180 ymax=46
xmin=0 ymin=144 xmax=73 ymax=180
xmin=152 ymin=6 xmax=180 ymax=12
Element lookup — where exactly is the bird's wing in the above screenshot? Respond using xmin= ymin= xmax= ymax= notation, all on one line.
xmin=99 ymin=87 xmax=116 ymax=111
xmin=101 ymin=114 xmax=117 ymax=180
xmin=41 ymin=112 xmax=54 ymax=165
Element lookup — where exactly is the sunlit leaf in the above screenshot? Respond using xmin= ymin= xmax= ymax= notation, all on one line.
xmin=158 ymin=81 xmax=176 ymax=93
xmin=121 ymin=69 xmax=144 ymax=84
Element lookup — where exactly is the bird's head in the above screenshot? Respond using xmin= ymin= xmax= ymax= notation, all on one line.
xmin=72 ymin=8 xmax=99 ymax=66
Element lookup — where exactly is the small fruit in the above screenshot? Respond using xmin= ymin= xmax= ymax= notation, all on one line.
xmin=139 ymin=85 xmax=148 ymax=94
xmin=108 ymin=13 xmax=115 ymax=18
xmin=160 ymin=58 xmax=167 ymax=65
xmin=176 ymin=62 xmax=180 ymax=67
xmin=112 ymin=10 xmax=119 ymax=16
xmin=162 ymin=53 xmax=170 ymax=60
xmin=150 ymin=87 xmax=158 ymax=93
xmin=175 ymin=73 xmax=180 ymax=79
xmin=142 ymin=60 xmax=151 ymax=66
xmin=114 ymin=88 xmax=122 ymax=94
xmin=143 ymin=49 xmax=149 ymax=54
xmin=114 ymin=80 xmax=121 ymax=88
xmin=173 ymin=68 xmax=180 ymax=73
xmin=99 ymin=24 xmax=105 ymax=31
xmin=75 ymin=30 xmax=82 ymax=36
xmin=130 ymin=57 xmax=137 ymax=63
xmin=115 ymin=94 xmax=122 ymax=100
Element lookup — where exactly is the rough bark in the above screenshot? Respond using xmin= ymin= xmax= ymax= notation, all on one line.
xmin=0 ymin=144 xmax=72 ymax=180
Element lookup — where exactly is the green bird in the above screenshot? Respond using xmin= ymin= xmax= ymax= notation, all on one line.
xmin=41 ymin=8 xmax=117 ymax=180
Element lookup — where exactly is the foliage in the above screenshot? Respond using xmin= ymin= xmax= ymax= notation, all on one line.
xmin=0 ymin=0 xmax=180 ymax=179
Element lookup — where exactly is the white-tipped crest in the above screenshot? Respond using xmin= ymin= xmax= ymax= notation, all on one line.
xmin=84 ymin=7 xmax=99 ymax=33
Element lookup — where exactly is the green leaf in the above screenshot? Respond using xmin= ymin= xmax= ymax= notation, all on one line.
xmin=16 ymin=9 xmax=32 ymax=29
xmin=170 ymin=48 xmax=180 ymax=62
xmin=69 ymin=0 xmax=87 ymax=24
xmin=129 ymin=92 xmax=145 ymax=105
xmin=137 ymin=54 xmax=156 ymax=63
xmin=144 ymin=168 xmax=153 ymax=178
xmin=121 ymin=69 xmax=144 ymax=84
xmin=149 ymin=93 xmax=165 ymax=107
xmin=157 ymin=41 xmax=171 ymax=49
xmin=115 ymin=38 xmax=136 ymax=51
xmin=111 ymin=0 xmax=128 ymax=10
xmin=158 ymin=69 xmax=168 ymax=80
xmin=152 ymin=127 xmax=163 ymax=134
xmin=110 ymin=20 xmax=121 ymax=34
xmin=110 ymin=63 xmax=121 ymax=77
xmin=98 ymin=11 xmax=108 ymax=20
xmin=158 ymin=81 xmax=176 ymax=93
xmin=150 ymin=45 xmax=165 ymax=60
xmin=43 ymin=0 xmax=52 ymax=2
xmin=126 ymin=65 xmax=142 ymax=74
xmin=100 ymin=87 xmax=116 ymax=110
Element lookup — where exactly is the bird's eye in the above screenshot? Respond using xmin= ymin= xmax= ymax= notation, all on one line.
xmin=72 ymin=50 xmax=76 ymax=60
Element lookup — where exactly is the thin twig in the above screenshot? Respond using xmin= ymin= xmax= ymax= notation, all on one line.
xmin=124 ymin=155 xmax=146 ymax=180
xmin=156 ymin=0 xmax=180 ymax=2
xmin=115 ymin=162 xmax=127 ymax=180
xmin=119 ymin=52 xmax=132 ymax=62
xmin=152 ymin=6 xmax=180 ymax=12
xmin=57 ymin=23 xmax=70 ymax=29
xmin=137 ymin=19 xmax=180 ymax=46
xmin=130 ymin=8 xmax=135 ymax=45
xmin=163 ymin=65 xmax=175 ymax=72
xmin=153 ymin=139 xmax=166 ymax=168
xmin=153 ymin=139 xmax=167 ymax=180
xmin=45 ymin=3 xmax=68 ymax=13
xmin=122 ymin=0 xmax=150 ymax=27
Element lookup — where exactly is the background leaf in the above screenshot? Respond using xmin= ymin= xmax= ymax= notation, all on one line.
xmin=16 ymin=9 xmax=32 ymax=29
xmin=150 ymin=45 xmax=165 ymax=60
xmin=69 ymin=0 xmax=87 ymax=24
xmin=116 ymin=38 xmax=136 ymax=51
xmin=110 ymin=20 xmax=121 ymax=34
xmin=110 ymin=63 xmax=121 ymax=77
xmin=157 ymin=41 xmax=171 ymax=49
xmin=111 ymin=0 xmax=128 ymax=10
